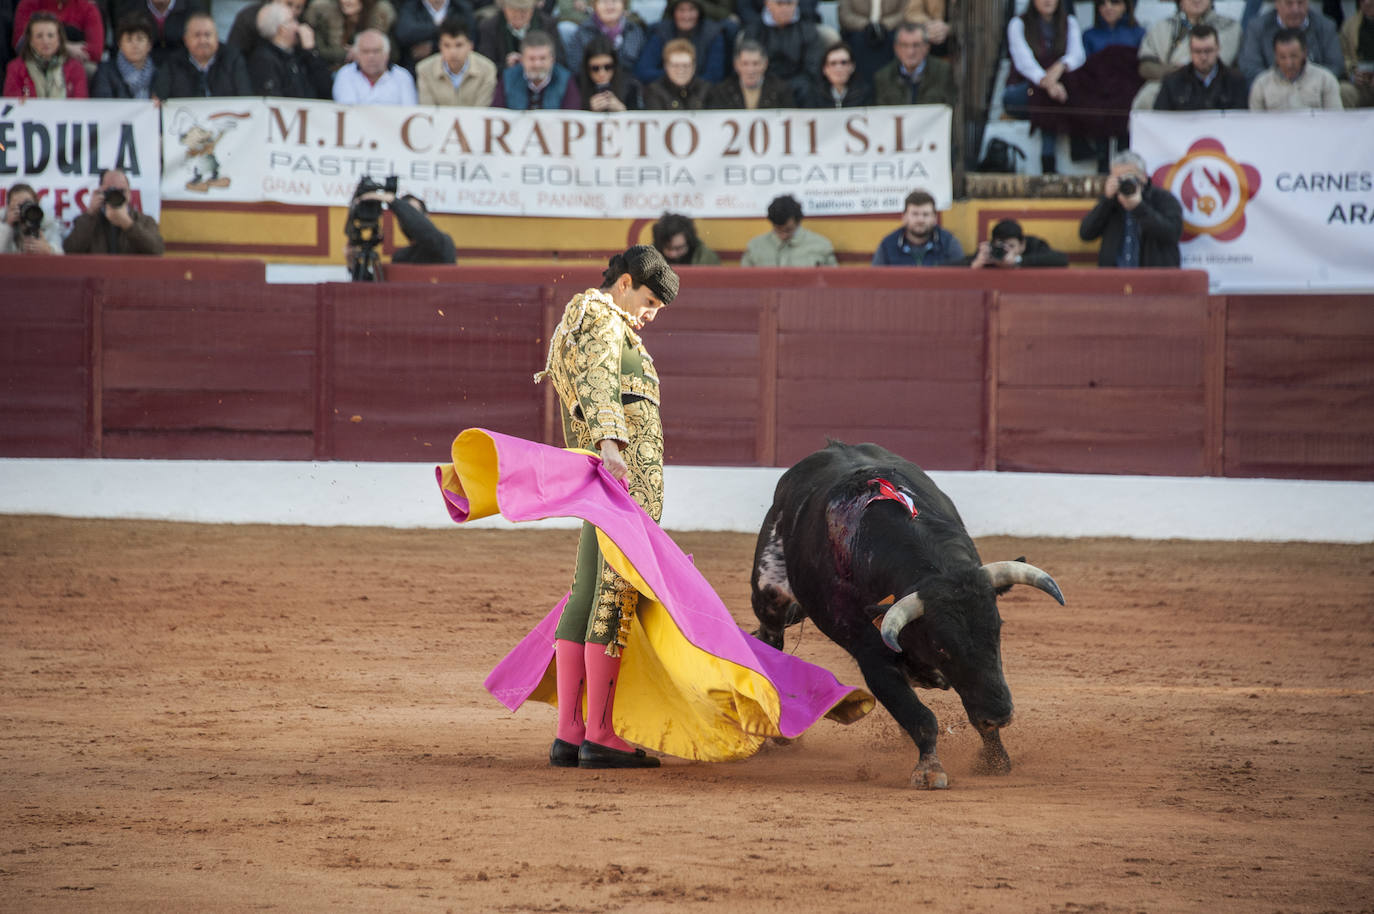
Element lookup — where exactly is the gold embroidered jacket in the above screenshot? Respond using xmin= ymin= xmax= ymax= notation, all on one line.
xmin=535 ymin=289 xmax=661 ymax=445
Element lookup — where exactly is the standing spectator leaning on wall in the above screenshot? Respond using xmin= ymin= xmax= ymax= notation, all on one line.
xmin=871 ymin=189 xmax=963 ymax=267
xmin=1153 ymin=22 xmax=1248 ymax=109
xmin=416 ymin=15 xmax=497 ymax=103
xmin=249 ymin=0 xmax=333 ymax=97
xmin=11 ymin=0 xmax=103 ymax=78
xmin=1340 ymin=0 xmax=1374 ymax=106
xmin=305 ymin=0 xmax=398 ymax=73
xmin=1 ymin=182 xmax=64 ymax=255
xmin=154 ymin=10 xmax=254 ymax=98
xmin=651 ymin=211 xmax=720 ymax=265
xmin=741 ymin=194 xmax=837 ymax=267
xmin=1078 ymin=150 xmax=1182 ymax=268
xmin=64 ymin=169 xmax=165 ymax=256
xmin=1249 ymin=27 xmax=1344 ymax=108
xmin=91 ymin=13 xmax=159 ymax=98
xmin=4 ymin=11 xmax=88 ymax=97
xmin=332 ymin=28 xmax=418 ymax=101
xmin=706 ymin=37 xmax=793 ymax=107
xmin=1238 ymin=0 xmax=1354 ymax=107
xmin=492 ymin=29 xmax=580 ymax=107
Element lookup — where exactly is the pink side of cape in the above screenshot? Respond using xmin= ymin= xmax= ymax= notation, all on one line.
xmin=437 ymin=430 xmax=863 ymax=738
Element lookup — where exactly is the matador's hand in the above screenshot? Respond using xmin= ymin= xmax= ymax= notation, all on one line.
xmin=599 ymin=439 xmax=629 ymax=482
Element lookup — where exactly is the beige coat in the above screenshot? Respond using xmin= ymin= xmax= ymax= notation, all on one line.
xmin=1248 ymin=63 xmax=1344 ymax=110
xmin=415 ymin=51 xmax=498 ymax=107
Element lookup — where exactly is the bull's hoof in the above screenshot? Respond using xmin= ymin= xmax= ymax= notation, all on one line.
xmin=973 ymin=745 xmax=1012 ymax=775
xmin=910 ymin=760 xmax=949 ymax=790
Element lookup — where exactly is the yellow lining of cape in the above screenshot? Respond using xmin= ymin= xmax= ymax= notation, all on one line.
xmin=441 ymin=429 xmax=872 ymax=761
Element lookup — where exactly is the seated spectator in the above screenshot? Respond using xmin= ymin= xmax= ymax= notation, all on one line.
xmin=1249 ymin=26 xmax=1344 ymax=107
xmin=416 ymin=15 xmax=497 ymax=104
xmin=64 ymin=168 xmax=165 ymax=256
xmin=872 ymin=189 xmax=962 ymax=266
xmin=1341 ymin=0 xmax=1374 ymax=107
xmin=706 ymin=37 xmax=792 ymax=107
xmin=154 ymin=11 xmax=254 ymax=97
xmin=478 ymin=0 xmax=563 ymax=74
xmin=305 ymin=0 xmax=399 ymax=72
xmin=1133 ymin=0 xmax=1239 ymax=108
xmin=652 ymin=211 xmax=720 ymax=265
xmin=741 ymin=194 xmax=836 ymax=267
xmin=4 ymin=11 xmax=88 ymax=97
xmin=575 ymin=33 xmax=641 ymax=108
xmin=91 ymin=13 xmax=159 ymax=98
xmin=229 ymin=0 xmax=307 ymax=61
xmin=248 ymin=0 xmax=333 ymax=97
xmin=116 ymin=0 xmax=204 ymax=67
xmin=636 ymin=0 xmax=724 ymax=84
xmin=873 ymin=21 xmax=955 ymax=106
xmin=492 ymin=29 xmax=580 ymax=107
xmin=1154 ymin=23 xmax=1248 ymax=108
xmin=902 ymin=0 xmax=951 ymax=54
xmin=1 ymin=182 xmax=64 ymax=255
xmin=966 ymin=219 xmax=1067 ymax=268
xmin=1082 ymin=0 xmax=1143 ymax=56
xmin=741 ymin=0 xmax=824 ymax=105
xmin=565 ymin=0 xmax=646 ymax=76
xmin=1078 ymin=150 xmax=1182 ymax=268
xmin=807 ymin=40 xmax=872 ymax=106
xmin=11 ymin=0 xmax=103 ymax=78
xmin=838 ymin=0 xmax=902 ymax=79
xmin=1239 ymin=0 xmax=1354 ymax=106
xmin=1001 ymin=0 xmax=1085 ymax=175
xmin=642 ymin=36 xmax=710 ymax=108
xmin=332 ymin=28 xmax=418 ymax=101
xmin=395 ymin=0 xmax=475 ymax=70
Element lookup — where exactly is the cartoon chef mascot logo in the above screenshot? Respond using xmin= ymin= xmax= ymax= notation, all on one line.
xmin=1152 ymin=139 xmax=1261 ymax=242
xmin=172 ymin=108 xmax=248 ymax=193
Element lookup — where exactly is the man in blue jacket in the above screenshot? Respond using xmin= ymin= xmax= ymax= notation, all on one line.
xmin=492 ymin=30 xmax=580 ymax=108
xmin=872 ymin=189 xmax=965 ymax=267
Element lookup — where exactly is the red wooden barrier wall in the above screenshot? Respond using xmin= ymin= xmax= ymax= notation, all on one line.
xmin=3 ymin=258 xmax=1371 ymax=480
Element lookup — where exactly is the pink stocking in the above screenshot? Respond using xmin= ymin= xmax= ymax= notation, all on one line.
xmin=583 ymin=641 xmax=634 ymax=752
xmin=554 ymin=639 xmax=586 ymax=745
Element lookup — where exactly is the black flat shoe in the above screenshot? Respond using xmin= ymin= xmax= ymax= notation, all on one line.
xmin=549 ymin=738 xmax=580 ymax=768
xmin=578 ymin=740 xmax=661 ymax=769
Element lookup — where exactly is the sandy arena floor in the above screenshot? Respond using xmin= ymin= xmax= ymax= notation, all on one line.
xmin=1 ymin=516 xmax=1372 ymax=913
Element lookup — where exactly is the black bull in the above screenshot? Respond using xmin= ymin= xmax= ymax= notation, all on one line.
xmin=750 ymin=442 xmax=1064 ymax=789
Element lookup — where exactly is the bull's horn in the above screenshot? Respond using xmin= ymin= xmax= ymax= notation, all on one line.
xmin=982 ymin=561 xmax=1066 ymax=605
xmin=880 ymin=593 xmax=925 ymax=652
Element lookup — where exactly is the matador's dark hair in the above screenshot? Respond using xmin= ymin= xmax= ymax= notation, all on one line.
xmin=602 ymin=244 xmax=680 ymax=305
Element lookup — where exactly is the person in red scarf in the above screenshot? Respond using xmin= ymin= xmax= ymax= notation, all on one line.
xmin=11 ymin=0 xmax=103 ymax=77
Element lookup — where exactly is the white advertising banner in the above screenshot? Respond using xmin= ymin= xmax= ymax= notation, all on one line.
xmin=0 ymin=98 xmax=162 ymax=228
xmin=160 ymin=98 xmax=952 ymax=217
xmin=1131 ymin=110 xmax=1374 ymax=293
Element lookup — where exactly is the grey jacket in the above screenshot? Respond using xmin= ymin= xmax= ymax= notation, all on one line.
xmin=1237 ymin=9 xmax=1346 ymax=80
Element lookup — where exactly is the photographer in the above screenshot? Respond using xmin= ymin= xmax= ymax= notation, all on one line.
xmin=1078 ymin=150 xmax=1182 ymax=268
xmin=345 ymin=178 xmax=456 ymax=281
xmin=967 ymin=219 xmax=1068 ymax=269
xmin=1 ymin=183 xmax=64 ymax=255
xmin=63 ymin=169 xmax=165 ymax=256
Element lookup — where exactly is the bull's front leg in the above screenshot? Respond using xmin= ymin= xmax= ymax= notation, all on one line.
xmin=850 ymin=627 xmax=948 ymax=789
xmin=975 ymin=728 xmax=1011 ymax=775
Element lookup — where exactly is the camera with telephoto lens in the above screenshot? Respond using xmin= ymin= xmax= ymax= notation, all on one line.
xmin=18 ymin=200 xmax=44 ymax=239
xmin=1118 ymin=177 xmax=1139 ymax=196
xmin=103 ymin=188 xmax=127 ymax=209
xmin=345 ymin=175 xmax=398 ymax=282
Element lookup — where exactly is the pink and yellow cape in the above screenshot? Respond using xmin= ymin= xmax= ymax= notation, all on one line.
xmin=436 ymin=429 xmax=874 ymax=761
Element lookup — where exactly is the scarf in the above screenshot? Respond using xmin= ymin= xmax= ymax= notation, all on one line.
xmin=599 ymin=15 xmax=625 ymax=46
xmin=25 ymin=55 xmax=68 ymax=98
xmin=116 ymin=52 xmax=157 ymax=98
